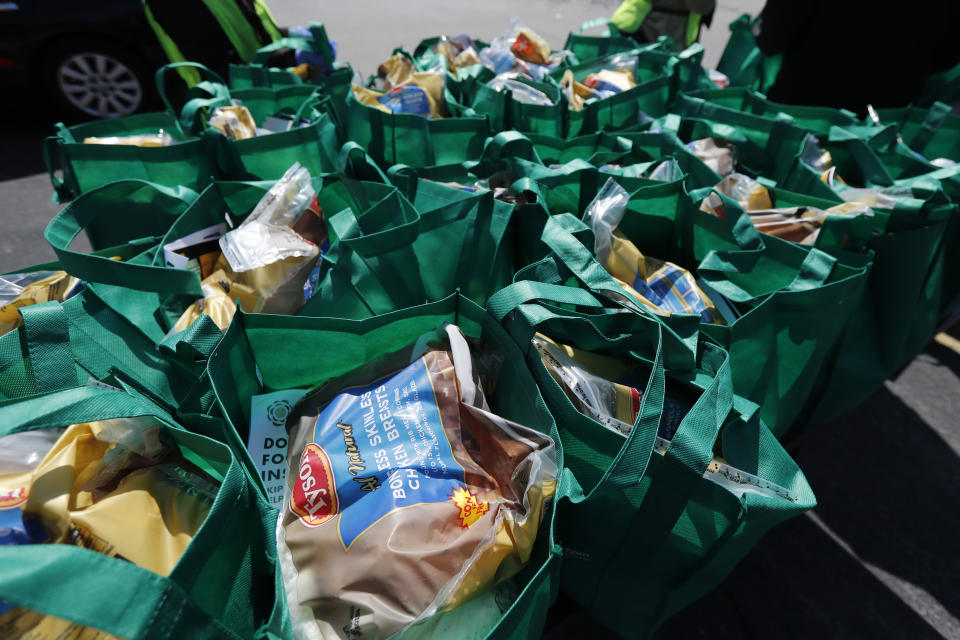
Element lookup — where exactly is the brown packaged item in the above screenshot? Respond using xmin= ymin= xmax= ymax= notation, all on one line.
xmin=510 ymin=28 xmax=551 ymax=65
xmin=280 ymin=324 xmax=556 ymax=639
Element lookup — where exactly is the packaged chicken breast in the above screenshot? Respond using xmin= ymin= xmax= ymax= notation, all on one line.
xmin=279 ymin=324 xmax=556 ymax=640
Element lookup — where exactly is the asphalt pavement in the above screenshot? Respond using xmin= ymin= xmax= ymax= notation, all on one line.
xmin=2 ymin=1 xmax=959 ymax=638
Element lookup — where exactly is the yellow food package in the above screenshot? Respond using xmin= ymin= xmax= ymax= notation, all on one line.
xmin=559 ymin=70 xmax=595 ymax=111
xmin=353 ymin=71 xmax=447 ymax=119
xmin=83 ymin=131 xmax=174 ymax=147
xmin=0 ymin=420 xmax=219 ymax=638
xmin=170 ymin=268 xmax=262 ymax=334
xmin=0 ymin=271 xmax=80 ymax=336
xmin=210 ymin=105 xmax=258 ymax=140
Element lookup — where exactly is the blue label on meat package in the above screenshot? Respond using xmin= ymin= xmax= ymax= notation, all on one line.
xmin=311 ymin=356 xmax=465 ymax=548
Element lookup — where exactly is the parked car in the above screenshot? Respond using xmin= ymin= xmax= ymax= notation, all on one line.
xmin=1 ymin=0 xmax=172 ymax=120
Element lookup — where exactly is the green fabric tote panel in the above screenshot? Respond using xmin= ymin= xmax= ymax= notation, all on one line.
xmin=0 ymin=292 xmax=217 ymax=413
xmin=715 ymin=13 xmax=781 ymax=94
xmin=486 ymin=283 xmax=815 ymax=638
xmin=43 ymin=115 xmax=214 ymax=204
xmin=531 ymin=184 xmax=868 ymax=438
xmin=0 ymin=385 xmax=291 ymax=639
xmin=300 ymin=149 xmax=516 ymax=319
xmin=345 ymin=92 xmax=491 ymax=170
xmin=684 ymin=87 xmax=861 ymax=136
xmin=665 ymin=94 xmax=809 ymax=180
xmin=457 ymin=72 xmax=567 ymax=138
xmin=206 ymin=293 xmax=565 ymax=640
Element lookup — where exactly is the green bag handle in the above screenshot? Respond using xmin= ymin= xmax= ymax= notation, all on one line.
xmin=471 ymin=131 xmax=541 ymax=168
xmin=695 ymin=193 xmax=837 ymax=301
xmin=905 ymin=101 xmax=953 ymax=155
xmin=155 ymin=62 xmax=230 ymax=134
xmin=327 ymin=192 xmax=423 ymax=258
xmin=487 ymin=280 xmax=664 ymax=490
xmin=538 ymin=214 xmax=650 ymax=309
xmin=43 ymin=123 xmax=80 ymax=202
xmin=826 ymin=126 xmax=896 ymax=186
xmin=157 ymin=314 xmax=225 ymax=361
xmin=664 ymin=342 xmax=733 ymax=473
xmin=19 ymin=301 xmax=78 ymax=394
xmin=292 ymin=86 xmax=329 ymax=123
xmin=337 ymin=141 xmax=391 ymax=184
xmin=44 ymin=181 xmax=204 ymax=298
xmin=578 ymin=17 xmax=614 ymax=34
xmin=386 ymin=163 xmax=420 ymax=200
xmin=515 ymin=213 xmax=701 ymax=363
xmin=0 ymin=546 xmax=241 ymax=640
xmin=487 ymin=281 xmax=608 ymax=321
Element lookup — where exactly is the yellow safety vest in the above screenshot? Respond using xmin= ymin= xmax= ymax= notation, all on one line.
xmin=611 ymin=0 xmax=703 ymax=48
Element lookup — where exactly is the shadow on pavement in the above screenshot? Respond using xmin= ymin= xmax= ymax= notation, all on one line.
xmin=0 ymin=102 xmax=60 ymax=182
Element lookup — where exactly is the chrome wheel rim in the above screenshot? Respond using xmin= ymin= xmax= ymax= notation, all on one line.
xmin=57 ymin=52 xmax=142 ymax=118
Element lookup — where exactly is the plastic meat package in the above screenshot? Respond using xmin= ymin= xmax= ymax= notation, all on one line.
xmin=531 ymin=334 xmax=796 ymax=502
xmin=279 ymin=324 xmax=557 ymax=640
xmin=585 ymin=178 xmax=726 ymax=323
xmin=0 ymin=419 xmax=220 ymax=637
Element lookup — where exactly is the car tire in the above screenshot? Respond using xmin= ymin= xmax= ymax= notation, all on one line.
xmin=42 ymin=38 xmax=157 ymax=121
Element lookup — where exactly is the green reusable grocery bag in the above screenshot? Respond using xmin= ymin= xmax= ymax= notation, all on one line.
xmin=298 ymin=145 xmax=516 ymax=319
xmin=616 ymin=129 xmax=723 ymax=187
xmin=664 ymin=94 xmax=810 ymax=180
xmin=345 ymin=88 xmax=490 ymax=170
xmin=715 ymin=13 xmax=781 ymax=94
xmin=914 ymin=61 xmax=960 ymax=108
xmin=799 ymin=184 xmax=958 ymax=423
xmin=533 ymin=187 xmax=868 ymax=437
xmin=557 ymin=73 xmax=672 ymax=139
xmin=0 ymin=291 xmax=219 ymax=412
xmin=43 ymin=114 xmax=215 ymax=204
xmin=455 ymin=71 xmax=567 ymax=138
xmin=206 ymin=292 xmax=564 ymax=640
xmin=486 ymin=281 xmax=815 ymax=637
xmin=42 ymin=171 xmax=389 ymax=344
xmin=154 ymin=62 xmax=340 ymax=182
xmin=228 ymin=63 xmax=353 ymax=118
xmin=877 ymin=102 xmax=960 ymax=163
xmin=0 ymin=385 xmax=291 ymax=639
xmin=229 ymin=63 xmax=304 ymax=89
xmin=685 ymin=87 xmax=861 ymax=135
xmin=562 ymin=19 xmax=638 ymax=64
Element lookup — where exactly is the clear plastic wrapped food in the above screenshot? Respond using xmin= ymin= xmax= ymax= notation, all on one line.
xmin=280 ymin=324 xmax=557 ymax=640
xmin=0 ymin=419 xmax=219 ymax=637
xmin=585 ymin=178 xmax=726 ymax=323
xmin=218 ymin=163 xmax=327 ymax=314
xmin=532 ymin=334 xmax=795 ymax=501
xmin=0 ymin=270 xmax=81 ymax=336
